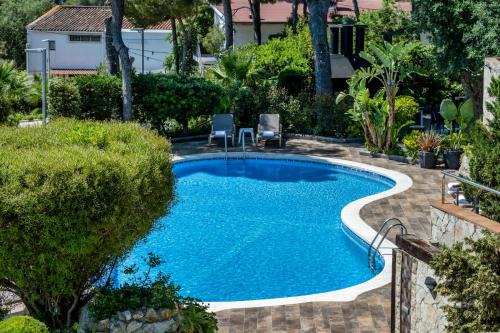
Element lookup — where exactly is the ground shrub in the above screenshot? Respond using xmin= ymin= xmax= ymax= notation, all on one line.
xmin=0 ymin=119 xmax=174 ymax=330
xmin=277 ymin=68 xmax=309 ymax=96
xmin=133 ymin=74 xmax=224 ymax=134
xmin=48 ymin=75 xmax=121 ymax=120
xmin=267 ymin=88 xmax=313 ymax=133
xmin=402 ymin=130 xmax=421 ymax=160
xmin=465 ymin=77 xmax=500 ymax=221
xmin=314 ymin=94 xmax=361 ymax=138
xmin=48 ymin=78 xmax=81 ymax=118
xmin=430 ymin=233 xmax=500 ymax=333
xmin=0 ymin=316 xmax=49 ymax=333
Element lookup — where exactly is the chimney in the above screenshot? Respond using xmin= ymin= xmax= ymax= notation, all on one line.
xmin=341 ymin=25 xmax=353 ymax=57
xmin=355 ymin=25 xmax=367 ymax=54
xmin=330 ymin=26 xmax=340 ymax=54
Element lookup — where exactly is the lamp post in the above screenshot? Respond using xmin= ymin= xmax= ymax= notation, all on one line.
xmin=41 ymin=39 xmax=55 ymax=78
xmin=132 ymin=28 xmax=145 ymax=73
xmin=25 ymin=48 xmax=47 ymax=126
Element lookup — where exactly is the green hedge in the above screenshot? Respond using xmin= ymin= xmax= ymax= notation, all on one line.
xmin=48 ymin=75 xmax=121 ymax=120
xmin=133 ymin=74 xmax=224 ymax=134
xmin=0 ymin=119 xmax=174 ymax=329
xmin=0 ymin=316 xmax=49 ymax=333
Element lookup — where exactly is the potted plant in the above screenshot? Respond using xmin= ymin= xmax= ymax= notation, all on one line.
xmin=439 ymin=98 xmax=475 ymax=169
xmin=417 ymin=131 xmax=442 ymax=169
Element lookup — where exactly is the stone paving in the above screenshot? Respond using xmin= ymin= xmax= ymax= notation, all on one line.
xmin=173 ymin=137 xmax=444 ymax=333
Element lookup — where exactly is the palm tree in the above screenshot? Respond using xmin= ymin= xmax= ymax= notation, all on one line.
xmin=0 ymin=60 xmax=35 ymax=121
xmin=208 ymin=51 xmax=253 ymax=88
xmin=356 ymin=41 xmax=417 ymax=150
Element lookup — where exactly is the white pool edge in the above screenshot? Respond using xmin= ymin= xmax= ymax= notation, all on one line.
xmin=172 ymin=152 xmax=413 ymax=312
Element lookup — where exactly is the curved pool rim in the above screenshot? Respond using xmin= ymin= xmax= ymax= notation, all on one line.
xmin=172 ymin=152 xmax=413 ymax=311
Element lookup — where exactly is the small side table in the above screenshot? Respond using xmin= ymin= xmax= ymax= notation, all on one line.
xmin=238 ymin=128 xmax=255 ymax=145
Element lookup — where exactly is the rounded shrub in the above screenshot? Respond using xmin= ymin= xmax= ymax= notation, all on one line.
xmin=48 ymin=78 xmax=81 ymax=118
xmin=0 ymin=316 xmax=49 ymax=333
xmin=0 ymin=119 xmax=174 ymax=329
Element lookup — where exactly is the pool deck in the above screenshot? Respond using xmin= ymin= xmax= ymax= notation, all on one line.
xmin=173 ymin=137 xmax=443 ymax=333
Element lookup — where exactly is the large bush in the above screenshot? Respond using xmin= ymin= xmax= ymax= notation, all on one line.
xmin=314 ymin=94 xmax=360 ymax=138
xmin=431 ymin=233 xmax=500 ymax=332
xmin=0 ymin=60 xmax=36 ymax=122
xmin=0 ymin=316 xmax=49 ymax=333
xmin=466 ymin=77 xmax=500 ymax=221
xmin=133 ymin=74 xmax=224 ymax=134
xmin=0 ymin=119 xmax=174 ymax=330
xmin=48 ymin=75 xmax=121 ymax=120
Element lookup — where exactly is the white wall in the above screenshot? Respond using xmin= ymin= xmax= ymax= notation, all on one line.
xmin=27 ymin=29 xmax=172 ymax=74
xmin=233 ymin=23 xmax=287 ymax=47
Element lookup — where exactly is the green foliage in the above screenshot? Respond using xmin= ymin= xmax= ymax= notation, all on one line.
xmin=0 ymin=0 xmax=53 ymax=67
xmin=89 ymin=253 xmax=180 ymax=321
xmin=48 ymin=75 xmax=121 ymax=120
xmin=466 ymin=77 xmax=500 ymax=221
xmin=133 ymin=74 xmax=224 ymax=134
xmin=277 ymin=68 xmax=309 ymax=96
xmin=413 ymin=0 xmax=500 ymax=77
xmin=315 ymin=94 xmax=359 ymax=138
xmin=0 ymin=119 xmax=174 ymax=329
xmin=439 ymin=98 xmax=475 ymax=133
xmin=357 ymin=0 xmax=417 ymax=44
xmin=208 ymin=50 xmax=254 ymax=89
xmin=201 ymin=25 xmax=224 ymax=55
xmin=177 ymin=301 xmax=217 ymax=333
xmin=48 ymin=78 xmax=81 ymax=118
xmin=402 ymin=130 xmax=421 ymax=160
xmin=0 ymin=60 xmax=36 ymax=122
xmin=267 ymin=88 xmax=313 ymax=134
xmin=417 ymin=131 xmax=442 ymax=152
xmin=394 ymin=95 xmax=419 ymax=130
xmin=430 ymin=233 xmax=500 ymax=333
xmin=0 ymin=316 xmax=49 ymax=333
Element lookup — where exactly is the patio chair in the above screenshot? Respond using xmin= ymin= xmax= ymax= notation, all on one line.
xmin=256 ymin=114 xmax=282 ymax=147
xmin=208 ymin=113 xmax=235 ymax=146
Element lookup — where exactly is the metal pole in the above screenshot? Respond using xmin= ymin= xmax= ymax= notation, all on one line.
xmin=141 ymin=29 xmax=145 ymax=74
xmin=41 ymin=49 xmax=47 ymax=126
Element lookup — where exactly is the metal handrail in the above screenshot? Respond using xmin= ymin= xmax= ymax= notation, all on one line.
xmin=368 ymin=218 xmax=407 ymax=271
xmin=441 ymin=171 xmax=500 ymax=213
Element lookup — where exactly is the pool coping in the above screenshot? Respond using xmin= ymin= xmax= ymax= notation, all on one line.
xmin=172 ymin=152 xmax=413 ymax=312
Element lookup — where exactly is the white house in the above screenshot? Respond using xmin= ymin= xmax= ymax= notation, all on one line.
xmin=26 ymin=6 xmax=173 ymax=75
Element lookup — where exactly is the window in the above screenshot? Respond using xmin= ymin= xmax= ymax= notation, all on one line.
xmin=69 ymin=35 xmax=101 ymax=42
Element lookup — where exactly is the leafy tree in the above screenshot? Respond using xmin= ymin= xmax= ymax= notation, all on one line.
xmin=413 ymin=0 xmax=500 ymax=115
xmin=431 ymin=233 xmax=500 ymax=333
xmin=0 ymin=60 xmax=36 ymax=122
xmin=0 ymin=119 xmax=174 ymax=330
xmin=0 ymin=0 xmax=53 ymax=67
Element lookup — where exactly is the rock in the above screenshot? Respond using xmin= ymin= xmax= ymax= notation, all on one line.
xmin=158 ymin=308 xmax=175 ymax=321
xmin=144 ymin=308 xmax=159 ymax=323
xmin=118 ymin=310 xmax=132 ymax=322
xmin=143 ymin=320 xmax=176 ymax=333
xmin=132 ymin=309 xmax=145 ymax=321
xmin=126 ymin=320 xmax=143 ymax=333
xmin=96 ymin=319 xmax=110 ymax=332
xmin=110 ymin=320 xmax=126 ymax=333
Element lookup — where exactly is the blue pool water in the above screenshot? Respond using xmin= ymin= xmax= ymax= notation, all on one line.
xmin=116 ymin=158 xmax=394 ymax=302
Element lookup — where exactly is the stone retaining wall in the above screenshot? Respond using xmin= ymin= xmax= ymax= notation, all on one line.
xmin=89 ymin=308 xmax=177 ymax=333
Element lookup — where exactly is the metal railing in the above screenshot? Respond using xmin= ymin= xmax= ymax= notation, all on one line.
xmin=441 ymin=171 xmax=500 ymax=214
xmin=368 ymin=218 xmax=407 ymax=272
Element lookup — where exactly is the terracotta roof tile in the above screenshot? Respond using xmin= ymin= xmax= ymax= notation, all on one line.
xmin=214 ymin=0 xmax=411 ymax=23
xmin=27 ymin=6 xmax=171 ymax=32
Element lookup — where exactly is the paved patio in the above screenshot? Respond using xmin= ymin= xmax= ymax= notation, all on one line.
xmin=173 ymin=137 xmax=443 ymax=333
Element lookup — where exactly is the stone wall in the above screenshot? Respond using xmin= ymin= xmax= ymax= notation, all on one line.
xmin=89 ymin=308 xmax=177 ymax=333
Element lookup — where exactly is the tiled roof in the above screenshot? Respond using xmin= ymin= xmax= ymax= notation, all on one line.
xmin=51 ymin=69 xmax=97 ymax=76
xmin=214 ymin=0 xmax=411 ymax=23
xmin=27 ymin=6 xmax=172 ymax=32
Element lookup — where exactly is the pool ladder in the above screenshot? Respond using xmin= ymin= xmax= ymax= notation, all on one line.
xmin=368 ymin=218 xmax=407 ymax=272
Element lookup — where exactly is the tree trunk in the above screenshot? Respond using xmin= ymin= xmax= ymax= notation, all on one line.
xmin=384 ymin=91 xmax=396 ymax=151
xmin=291 ymin=0 xmax=299 ymax=33
xmin=178 ymin=19 xmax=191 ymax=75
xmin=308 ymin=0 xmax=332 ymax=98
xmin=248 ymin=0 xmax=262 ymax=45
xmin=461 ymin=71 xmax=483 ymax=117
xmin=223 ymin=0 xmax=234 ymax=49
xmin=111 ymin=0 xmax=133 ymax=121
xmin=352 ymin=0 xmax=360 ymax=19
xmin=303 ymin=0 xmax=308 ymax=18
xmin=104 ymin=17 xmax=119 ymax=75
xmin=171 ymin=18 xmax=180 ymax=74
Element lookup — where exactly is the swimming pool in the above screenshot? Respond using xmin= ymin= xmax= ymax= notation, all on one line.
xmin=116 ymin=155 xmax=409 ymax=307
